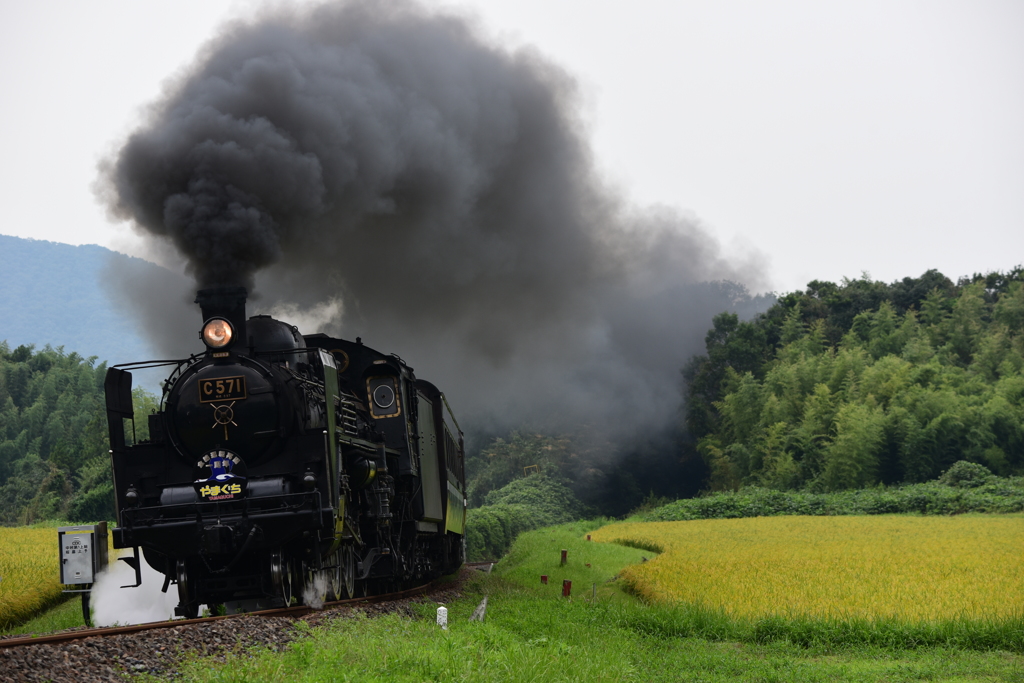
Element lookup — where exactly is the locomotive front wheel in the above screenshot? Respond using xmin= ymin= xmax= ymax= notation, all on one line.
xmin=176 ymin=559 xmax=199 ymax=619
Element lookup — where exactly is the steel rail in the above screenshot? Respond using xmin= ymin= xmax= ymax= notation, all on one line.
xmin=0 ymin=580 xmax=438 ymax=651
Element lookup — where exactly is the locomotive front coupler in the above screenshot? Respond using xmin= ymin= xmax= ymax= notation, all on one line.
xmin=200 ymin=521 xmax=236 ymax=556
xmin=200 ymin=523 xmax=260 ymax=575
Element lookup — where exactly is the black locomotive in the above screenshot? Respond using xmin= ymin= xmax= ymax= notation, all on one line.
xmin=104 ymin=286 xmax=466 ymax=616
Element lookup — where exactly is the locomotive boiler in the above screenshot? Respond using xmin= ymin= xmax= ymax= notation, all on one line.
xmin=105 ymin=286 xmax=466 ymax=617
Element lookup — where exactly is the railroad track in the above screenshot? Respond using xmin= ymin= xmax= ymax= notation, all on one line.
xmin=0 ymin=580 xmax=436 ymax=651
xmin=1 ymin=561 xmax=498 ymax=652
xmin=465 ymin=560 xmax=497 ymax=570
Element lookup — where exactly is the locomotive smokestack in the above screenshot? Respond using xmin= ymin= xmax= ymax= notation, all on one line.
xmin=195 ymin=286 xmax=248 ymax=349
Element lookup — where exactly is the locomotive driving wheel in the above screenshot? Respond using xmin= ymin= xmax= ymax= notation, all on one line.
xmin=328 ymin=550 xmax=343 ymax=601
xmin=341 ymin=545 xmax=356 ymax=599
xmin=327 ymin=547 xmax=355 ymax=600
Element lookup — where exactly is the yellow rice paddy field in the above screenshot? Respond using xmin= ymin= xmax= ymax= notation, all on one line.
xmin=0 ymin=526 xmax=68 ymax=629
xmin=590 ymin=515 xmax=1024 ymax=622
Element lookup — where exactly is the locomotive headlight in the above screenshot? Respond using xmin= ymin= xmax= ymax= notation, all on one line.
xmin=202 ymin=318 xmax=234 ymax=348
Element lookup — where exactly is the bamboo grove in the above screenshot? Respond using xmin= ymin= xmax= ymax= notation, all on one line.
xmin=684 ymin=268 xmax=1024 ymax=492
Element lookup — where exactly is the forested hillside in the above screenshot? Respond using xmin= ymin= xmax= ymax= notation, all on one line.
xmin=0 ymin=343 xmax=154 ymax=524
xmin=684 ymin=268 xmax=1024 ymax=492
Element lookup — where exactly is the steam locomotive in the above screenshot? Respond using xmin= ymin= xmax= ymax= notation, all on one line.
xmin=104 ymin=286 xmax=466 ymax=617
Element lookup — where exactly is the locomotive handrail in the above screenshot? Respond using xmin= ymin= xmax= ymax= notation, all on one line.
xmin=338 ymin=433 xmax=400 ymax=456
xmin=253 ymin=346 xmax=311 ymax=358
xmin=440 ymin=392 xmax=463 ymax=435
xmin=110 ymin=358 xmax=194 ymax=370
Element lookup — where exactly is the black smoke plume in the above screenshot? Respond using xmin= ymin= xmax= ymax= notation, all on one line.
xmin=98 ymin=0 xmax=770 ymax=465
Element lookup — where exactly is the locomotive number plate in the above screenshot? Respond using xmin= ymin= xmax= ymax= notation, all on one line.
xmin=199 ymin=376 xmax=247 ymax=403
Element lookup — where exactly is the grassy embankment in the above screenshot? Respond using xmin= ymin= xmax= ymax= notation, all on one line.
xmin=3 ymin=598 xmax=85 ymax=636
xmin=155 ymin=520 xmax=1024 ymax=682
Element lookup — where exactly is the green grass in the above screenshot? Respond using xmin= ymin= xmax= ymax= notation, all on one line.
xmin=161 ymin=608 xmax=1024 ymax=682
xmin=1 ymin=595 xmax=85 ymax=636
xmin=493 ymin=518 xmax=652 ymax=602
xmin=159 ymin=521 xmax=1024 ymax=682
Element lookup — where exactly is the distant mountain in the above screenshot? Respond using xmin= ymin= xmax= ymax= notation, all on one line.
xmin=0 ymin=234 xmax=168 ymax=367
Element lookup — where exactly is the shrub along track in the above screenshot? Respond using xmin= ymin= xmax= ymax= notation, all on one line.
xmin=0 ymin=567 xmax=479 ymax=683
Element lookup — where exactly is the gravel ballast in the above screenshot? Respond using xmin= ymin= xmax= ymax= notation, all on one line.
xmin=0 ymin=574 xmax=468 ymax=682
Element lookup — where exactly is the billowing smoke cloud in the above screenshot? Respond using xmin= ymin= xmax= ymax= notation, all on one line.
xmin=98 ymin=0 xmax=769 ymax=439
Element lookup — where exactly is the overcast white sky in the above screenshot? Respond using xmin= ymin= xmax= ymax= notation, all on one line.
xmin=1 ymin=0 xmax=1021 ymax=294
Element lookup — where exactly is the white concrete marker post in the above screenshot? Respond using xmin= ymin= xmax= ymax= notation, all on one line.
xmin=437 ymin=605 xmax=448 ymax=630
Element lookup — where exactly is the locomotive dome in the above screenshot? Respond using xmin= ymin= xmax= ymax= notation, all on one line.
xmin=247 ymin=315 xmax=306 ymax=356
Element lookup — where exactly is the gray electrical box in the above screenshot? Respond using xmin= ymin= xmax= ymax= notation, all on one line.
xmin=58 ymin=523 xmax=108 ymax=585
